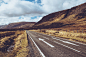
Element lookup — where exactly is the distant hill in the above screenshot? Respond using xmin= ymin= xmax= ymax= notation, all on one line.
xmin=0 ymin=25 xmax=7 ymax=29
xmin=3 ymin=22 xmax=36 ymax=29
xmin=32 ymin=3 xmax=86 ymax=30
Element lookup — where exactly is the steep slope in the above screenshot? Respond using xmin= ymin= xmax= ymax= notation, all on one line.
xmin=33 ymin=3 xmax=86 ymax=30
xmin=3 ymin=22 xmax=36 ymax=29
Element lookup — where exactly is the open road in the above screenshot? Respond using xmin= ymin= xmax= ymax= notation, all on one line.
xmin=26 ymin=30 xmax=86 ymax=57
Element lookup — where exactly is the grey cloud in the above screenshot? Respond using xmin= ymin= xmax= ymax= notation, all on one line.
xmin=0 ymin=0 xmax=86 ymax=17
xmin=0 ymin=0 xmax=86 ymax=25
xmin=0 ymin=0 xmax=46 ymax=17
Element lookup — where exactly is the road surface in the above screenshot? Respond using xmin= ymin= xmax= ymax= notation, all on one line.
xmin=26 ymin=30 xmax=86 ymax=57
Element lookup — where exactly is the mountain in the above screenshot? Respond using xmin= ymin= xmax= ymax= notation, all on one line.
xmin=0 ymin=25 xmax=7 ymax=29
xmin=3 ymin=22 xmax=36 ymax=29
xmin=32 ymin=3 xmax=86 ymax=30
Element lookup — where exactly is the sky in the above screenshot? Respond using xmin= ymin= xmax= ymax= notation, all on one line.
xmin=0 ymin=0 xmax=86 ymax=25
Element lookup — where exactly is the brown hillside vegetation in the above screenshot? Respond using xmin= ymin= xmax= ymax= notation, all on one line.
xmin=32 ymin=3 xmax=86 ymax=30
xmin=0 ymin=30 xmax=29 ymax=57
xmin=3 ymin=22 xmax=36 ymax=29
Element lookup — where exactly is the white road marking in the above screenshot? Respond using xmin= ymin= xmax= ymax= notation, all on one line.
xmin=35 ymin=32 xmax=86 ymax=46
xmin=56 ymin=37 xmax=86 ymax=46
xmin=54 ymin=41 xmax=80 ymax=52
xmin=61 ymin=41 xmax=79 ymax=46
xmin=39 ymin=38 xmax=54 ymax=47
xmin=52 ymin=38 xmax=79 ymax=46
xmin=43 ymin=37 xmax=49 ymax=40
xmin=32 ymin=31 xmax=80 ymax=47
xmin=52 ymin=38 xmax=57 ymax=39
xmin=56 ymin=39 xmax=79 ymax=46
xmin=68 ymin=40 xmax=86 ymax=45
xmin=28 ymin=32 xmax=45 ymax=57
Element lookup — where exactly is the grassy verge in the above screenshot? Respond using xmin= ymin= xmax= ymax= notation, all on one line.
xmin=0 ymin=30 xmax=29 ymax=57
xmin=14 ymin=31 xmax=29 ymax=57
xmin=30 ymin=29 xmax=86 ymax=43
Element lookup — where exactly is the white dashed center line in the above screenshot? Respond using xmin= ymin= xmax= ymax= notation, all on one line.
xmin=52 ymin=38 xmax=79 ymax=46
xmin=54 ymin=41 xmax=80 ymax=52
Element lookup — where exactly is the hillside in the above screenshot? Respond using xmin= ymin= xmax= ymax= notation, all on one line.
xmin=32 ymin=3 xmax=86 ymax=30
xmin=3 ymin=22 xmax=36 ymax=29
xmin=0 ymin=25 xmax=7 ymax=29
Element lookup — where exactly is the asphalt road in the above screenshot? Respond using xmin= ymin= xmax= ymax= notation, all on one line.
xmin=26 ymin=30 xmax=86 ymax=57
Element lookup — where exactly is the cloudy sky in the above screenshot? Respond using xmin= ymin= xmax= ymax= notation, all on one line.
xmin=0 ymin=0 xmax=86 ymax=25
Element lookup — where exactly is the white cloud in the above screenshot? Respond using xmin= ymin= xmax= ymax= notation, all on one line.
xmin=62 ymin=0 xmax=86 ymax=9
xmin=41 ymin=0 xmax=86 ymax=13
xmin=41 ymin=0 xmax=64 ymax=13
xmin=3 ymin=0 xmax=11 ymax=3
xmin=0 ymin=0 xmax=45 ymax=17
xmin=0 ymin=0 xmax=86 ymax=25
xmin=0 ymin=16 xmax=19 ymax=25
xmin=19 ymin=16 xmax=42 ymax=22
xmin=0 ymin=15 xmax=43 ymax=25
xmin=0 ymin=0 xmax=3 ymax=2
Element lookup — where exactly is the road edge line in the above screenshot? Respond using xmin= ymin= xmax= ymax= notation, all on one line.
xmin=28 ymin=31 xmax=45 ymax=57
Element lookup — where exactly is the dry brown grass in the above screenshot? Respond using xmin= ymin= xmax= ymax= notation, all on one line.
xmin=0 ymin=30 xmax=29 ymax=57
xmin=54 ymin=31 xmax=86 ymax=43
xmin=35 ymin=14 xmax=65 ymax=26
xmin=31 ymin=29 xmax=86 ymax=43
xmin=14 ymin=31 xmax=29 ymax=57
